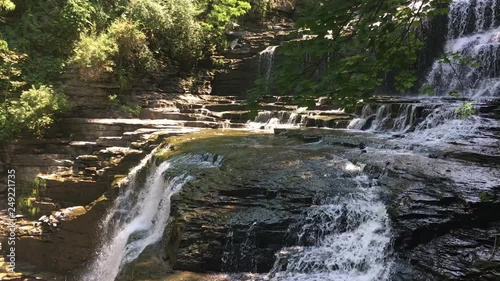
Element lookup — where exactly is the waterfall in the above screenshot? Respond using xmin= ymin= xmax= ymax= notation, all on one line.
xmin=221 ymin=222 xmax=258 ymax=273
xmin=348 ymin=0 xmax=500 ymax=142
xmin=82 ymin=152 xmax=223 ymax=281
xmin=266 ymin=175 xmax=393 ymax=281
xmin=425 ymin=0 xmax=500 ymax=97
xmin=259 ymin=46 xmax=279 ymax=80
xmin=246 ymin=110 xmax=304 ymax=130
xmin=349 ymin=103 xmax=421 ymax=132
xmin=448 ymin=0 xmax=500 ymax=38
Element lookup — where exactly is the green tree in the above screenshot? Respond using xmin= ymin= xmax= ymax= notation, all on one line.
xmin=265 ymin=0 xmax=451 ymax=107
xmin=0 ymin=2 xmax=68 ymax=143
xmin=196 ymin=0 xmax=251 ymax=50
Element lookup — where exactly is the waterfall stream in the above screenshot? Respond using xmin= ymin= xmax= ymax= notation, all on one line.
xmin=348 ymin=0 xmax=500 ymax=146
xmin=81 ymin=152 xmax=223 ymax=281
xmin=265 ymin=175 xmax=393 ymax=281
xmin=246 ymin=110 xmax=304 ymax=130
xmin=259 ymin=46 xmax=279 ymax=80
xmin=426 ymin=0 xmax=500 ymax=97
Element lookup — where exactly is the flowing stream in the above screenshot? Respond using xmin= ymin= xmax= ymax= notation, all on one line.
xmin=259 ymin=46 xmax=279 ymax=80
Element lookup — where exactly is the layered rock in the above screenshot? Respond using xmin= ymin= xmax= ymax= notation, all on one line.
xmin=274 ymin=115 xmax=500 ymax=281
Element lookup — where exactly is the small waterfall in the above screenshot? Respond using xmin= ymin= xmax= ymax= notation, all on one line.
xmin=266 ymin=175 xmax=393 ymax=281
xmin=220 ymin=119 xmax=232 ymax=129
xmin=221 ymin=222 xmax=258 ymax=273
xmin=393 ymin=104 xmax=418 ymax=132
xmin=259 ymin=46 xmax=279 ymax=80
xmin=406 ymin=105 xmax=485 ymax=144
xmin=425 ymin=28 xmax=500 ymax=97
xmin=448 ymin=0 xmax=500 ymax=38
xmin=82 ymin=153 xmax=223 ymax=281
xmin=348 ymin=104 xmax=374 ymax=130
xmin=349 ymin=103 xmax=421 ymax=132
xmin=246 ymin=110 xmax=304 ymax=130
xmin=347 ymin=100 xmax=494 ymax=146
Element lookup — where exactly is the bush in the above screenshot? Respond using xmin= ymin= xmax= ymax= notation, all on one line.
xmin=197 ymin=0 xmax=251 ymax=49
xmin=70 ymin=32 xmax=118 ymax=81
xmin=126 ymin=0 xmax=204 ymax=65
xmin=0 ymin=40 xmax=26 ymax=94
xmin=1 ymin=85 xmax=69 ymax=140
xmin=108 ymin=19 xmax=157 ymax=72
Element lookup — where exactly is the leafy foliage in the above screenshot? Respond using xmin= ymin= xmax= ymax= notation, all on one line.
xmin=247 ymin=0 xmax=294 ymax=20
xmin=1 ymin=85 xmax=69 ymax=141
xmin=265 ymin=0 xmax=452 ymax=107
xmin=0 ymin=0 xmax=268 ymax=141
xmin=17 ymin=177 xmax=47 ymax=217
xmin=0 ymin=40 xmax=26 ymax=94
xmin=70 ymin=32 xmax=118 ymax=81
xmin=108 ymin=93 xmax=142 ymax=117
xmin=70 ymin=18 xmax=157 ymax=82
xmin=127 ymin=0 xmax=204 ymax=65
xmin=456 ymin=102 xmax=475 ymax=119
xmin=0 ymin=0 xmax=14 ymax=12
xmin=197 ymin=0 xmax=251 ymax=50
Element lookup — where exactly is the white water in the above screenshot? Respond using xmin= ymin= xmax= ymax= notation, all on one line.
xmin=348 ymin=103 xmax=420 ymax=133
xmin=347 ymin=100 xmax=492 ymax=145
xmin=448 ymin=0 xmax=499 ymax=38
xmin=348 ymin=0 xmax=500 ymax=143
xmin=426 ymin=0 xmax=500 ymax=97
xmin=265 ymin=175 xmax=393 ymax=281
xmin=259 ymin=46 xmax=279 ymax=80
xmin=246 ymin=110 xmax=303 ymax=130
xmin=82 ymin=153 xmax=223 ymax=281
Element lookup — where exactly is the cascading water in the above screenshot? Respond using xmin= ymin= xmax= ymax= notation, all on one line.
xmin=348 ymin=103 xmax=422 ymax=133
xmin=259 ymin=46 xmax=279 ymax=80
xmin=348 ymin=0 xmax=500 ymax=144
xmin=426 ymin=0 xmax=500 ymax=97
xmin=265 ymin=175 xmax=393 ymax=281
xmin=246 ymin=110 xmax=305 ymax=130
xmin=81 ymin=151 xmax=223 ymax=281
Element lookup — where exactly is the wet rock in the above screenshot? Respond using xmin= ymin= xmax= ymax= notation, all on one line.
xmin=14 ymin=199 xmax=110 ymax=275
xmin=410 ymin=226 xmax=500 ymax=280
xmin=163 ymin=139 xmax=339 ymax=274
xmin=118 ymin=242 xmax=171 ymax=281
xmin=76 ymin=155 xmax=99 ymax=161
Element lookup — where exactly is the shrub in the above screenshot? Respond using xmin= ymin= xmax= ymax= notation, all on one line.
xmin=126 ymin=0 xmax=204 ymax=65
xmin=0 ymin=40 xmax=26 ymax=94
xmin=108 ymin=19 xmax=157 ymax=72
xmin=70 ymin=32 xmax=118 ymax=81
xmin=2 ymin=85 xmax=69 ymax=138
xmin=197 ymin=0 xmax=251 ymax=50
xmin=0 ymin=0 xmax=15 ymax=11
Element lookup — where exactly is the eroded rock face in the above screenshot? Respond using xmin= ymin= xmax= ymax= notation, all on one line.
xmin=152 ymin=133 xmax=374 ymax=276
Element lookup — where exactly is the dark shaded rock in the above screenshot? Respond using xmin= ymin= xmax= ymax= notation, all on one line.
xmin=161 ymin=136 xmax=353 ymax=274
